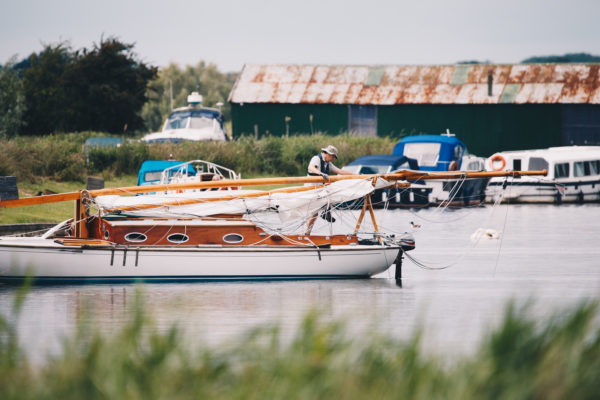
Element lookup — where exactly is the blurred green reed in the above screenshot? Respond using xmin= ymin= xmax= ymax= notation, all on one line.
xmin=0 ymin=287 xmax=598 ymax=400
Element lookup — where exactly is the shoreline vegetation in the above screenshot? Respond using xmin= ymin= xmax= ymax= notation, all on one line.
xmin=0 ymin=133 xmax=396 ymax=224
xmin=1 ymin=286 xmax=599 ymax=399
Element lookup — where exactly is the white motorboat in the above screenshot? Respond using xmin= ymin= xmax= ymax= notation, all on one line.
xmin=141 ymin=92 xmax=228 ymax=143
xmin=485 ymin=146 xmax=600 ymax=203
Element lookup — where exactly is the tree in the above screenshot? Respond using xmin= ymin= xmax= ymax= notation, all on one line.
xmin=19 ymin=38 xmax=157 ymax=135
xmin=0 ymin=58 xmax=27 ymax=137
xmin=66 ymin=38 xmax=158 ymax=133
xmin=141 ymin=62 xmax=238 ymax=132
xmin=21 ymin=43 xmax=73 ymax=135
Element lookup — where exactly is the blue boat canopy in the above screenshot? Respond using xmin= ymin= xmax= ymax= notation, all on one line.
xmin=137 ymin=160 xmax=197 ymax=186
xmin=393 ymin=134 xmax=466 ymax=171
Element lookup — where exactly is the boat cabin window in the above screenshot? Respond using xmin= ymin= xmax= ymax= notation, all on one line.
xmin=143 ymin=171 xmax=164 ymax=183
xmin=512 ymin=159 xmax=521 ymax=171
xmin=528 ymin=157 xmax=548 ymax=171
xmin=124 ymin=232 xmax=148 ymax=243
xmin=574 ymin=160 xmax=600 ymax=177
xmin=167 ymin=233 xmax=189 ymax=244
xmin=165 ymin=116 xmax=189 ymax=130
xmin=465 ymin=160 xmax=484 ymax=171
xmin=223 ymin=233 xmax=244 ymax=244
xmin=403 ymin=143 xmax=440 ymax=167
xmin=359 ymin=165 xmax=390 ymax=174
xmin=189 ymin=117 xmax=216 ymax=130
xmin=554 ymin=163 xmax=569 ymax=178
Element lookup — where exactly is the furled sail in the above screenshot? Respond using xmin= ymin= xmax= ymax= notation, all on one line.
xmin=94 ymin=179 xmax=382 ymax=221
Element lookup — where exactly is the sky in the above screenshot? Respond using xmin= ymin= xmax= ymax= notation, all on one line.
xmin=1 ymin=0 xmax=599 ymax=73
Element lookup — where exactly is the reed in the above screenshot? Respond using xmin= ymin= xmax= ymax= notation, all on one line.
xmin=0 ymin=290 xmax=598 ymax=400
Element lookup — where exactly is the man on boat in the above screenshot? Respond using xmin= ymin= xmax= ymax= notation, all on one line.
xmin=306 ymin=145 xmax=353 ymax=234
xmin=307 ymin=145 xmax=352 ymax=181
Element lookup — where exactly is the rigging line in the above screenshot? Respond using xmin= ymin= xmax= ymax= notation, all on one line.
xmin=388 ymin=186 xmax=509 ymax=271
xmin=493 ymin=178 xmax=512 ymax=278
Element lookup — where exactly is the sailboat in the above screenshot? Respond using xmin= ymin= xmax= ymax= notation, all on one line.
xmin=0 ymin=170 xmax=545 ymax=283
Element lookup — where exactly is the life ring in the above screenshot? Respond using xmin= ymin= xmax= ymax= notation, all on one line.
xmin=490 ymin=154 xmax=506 ymax=171
xmin=449 ymin=161 xmax=458 ymax=171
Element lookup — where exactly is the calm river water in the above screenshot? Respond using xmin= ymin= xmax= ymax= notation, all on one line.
xmin=1 ymin=204 xmax=599 ymax=361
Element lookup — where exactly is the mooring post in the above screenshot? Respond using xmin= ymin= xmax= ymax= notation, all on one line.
xmin=394 ymin=252 xmax=403 ymax=281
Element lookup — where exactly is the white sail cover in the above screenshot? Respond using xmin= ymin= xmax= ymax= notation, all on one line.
xmin=94 ymin=179 xmax=389 ymax=221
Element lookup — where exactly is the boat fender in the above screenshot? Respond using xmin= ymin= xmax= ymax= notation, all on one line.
xmin=449 ymin=161 xmax=458 ymax=171
xmin=490 ymin=154 xmax=506 ymax=171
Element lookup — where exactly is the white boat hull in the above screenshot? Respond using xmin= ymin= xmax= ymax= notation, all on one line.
xmin=486 ymin=176 xmax=600 ymax=204
xmin=0 ymin=237 xmax=401 ymax=283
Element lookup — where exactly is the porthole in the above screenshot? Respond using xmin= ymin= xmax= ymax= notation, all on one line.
xmin=104 ymin=230 xmax=109 ymax=240
xmin=223 ymin=233 xmax=244 ymax=244
xmin=124 ymin=232 xmax=147 ymax=243
xmin=167 ymin=233 xmax=189 ymax=244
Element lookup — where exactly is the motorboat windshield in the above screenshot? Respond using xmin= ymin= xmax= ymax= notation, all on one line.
xmin=164 ymin=110 xmax=220 ymax=131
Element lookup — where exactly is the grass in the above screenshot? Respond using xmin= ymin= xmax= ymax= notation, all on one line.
xmin=0 ymin=176 xmax=137 ymax=224
xmin=0 ymin=287 xmax=599 ymax=399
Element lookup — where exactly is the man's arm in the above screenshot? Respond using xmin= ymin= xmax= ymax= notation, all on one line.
xmin=331 ymin=165 xmax=353 ymax=175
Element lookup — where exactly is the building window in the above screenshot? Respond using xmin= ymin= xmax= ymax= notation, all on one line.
xmin=348 ymin=105 xmax=377 ymax=136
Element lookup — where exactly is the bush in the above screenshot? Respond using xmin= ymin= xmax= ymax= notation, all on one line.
xmin=0 ymin=133 xmax=398 ymax=183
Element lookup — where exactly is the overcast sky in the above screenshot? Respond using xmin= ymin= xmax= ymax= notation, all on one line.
xmin=1 ymin=0 xmax=599 ymax=72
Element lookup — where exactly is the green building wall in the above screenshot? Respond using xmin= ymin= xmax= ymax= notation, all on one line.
xmin=231 ymin=103 xmax=348 ymax=138
xmin=377 ymin=104 xmax=563 ymax=156
xmin=231 ymin=103 xmax=565 ymax=157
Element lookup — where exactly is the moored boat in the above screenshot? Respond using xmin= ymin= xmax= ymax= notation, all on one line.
xmin=0 ymin=170 xmax=545 ymax=283
xmin=141 ymin=92 xmax=228 ymax=143
xmin=343 ymin=131 xmax=489 ymax=207
xmin=485 ymin=146 xmax=600 ymax=204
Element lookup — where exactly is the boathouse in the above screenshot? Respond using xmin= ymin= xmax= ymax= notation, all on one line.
xmin=228 ymin=64 xmax=600 ymax=156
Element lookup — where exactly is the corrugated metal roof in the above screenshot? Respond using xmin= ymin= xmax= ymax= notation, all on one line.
xmin=229 ymin=64 xmax=600 ymax=105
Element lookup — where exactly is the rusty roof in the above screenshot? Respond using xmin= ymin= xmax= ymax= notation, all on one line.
xmin=229 ymin=64 xmax=600 ymax=105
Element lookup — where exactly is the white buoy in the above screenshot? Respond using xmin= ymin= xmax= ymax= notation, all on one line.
xmin=470 ymin=228 xmax=501 ymax=242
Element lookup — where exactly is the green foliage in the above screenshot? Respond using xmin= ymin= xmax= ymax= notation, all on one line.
xmin=21 ymin=43 xmax=73 ymax=135
xmin=0 ymin=58 xmax=27 ymax=138
xmin=0 ymin=289 xmax=599 ymax=399
xmin=1 ymin=133 xmax=395 ymax=181
xmin=84 ymin=134 xmax=396 ymax=177
xmin=141 ymin=62 xmax=238 ymax=133
xmin=17 ymin=38 xmax=157 ymax=136
xmin=0 ymin=132 xmax=98 ymax=182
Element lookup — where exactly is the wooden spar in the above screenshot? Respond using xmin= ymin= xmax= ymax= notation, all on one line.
xmin=389 ymin=169 xmax=548 ymax=180
xmin=0 ymin=169 xmax=546 ymax=209
xmin=0 ymin=191 xmax=81 ymax=208
xmin=79 ymin=169 xmax=548 ymax=196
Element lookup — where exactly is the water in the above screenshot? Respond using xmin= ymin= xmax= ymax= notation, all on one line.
xmin=1 ymin=204 xmax=599 ymax=361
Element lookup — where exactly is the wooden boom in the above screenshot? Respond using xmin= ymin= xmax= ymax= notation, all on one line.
xmin=0 ymin=170 xmax=546 ymax=209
